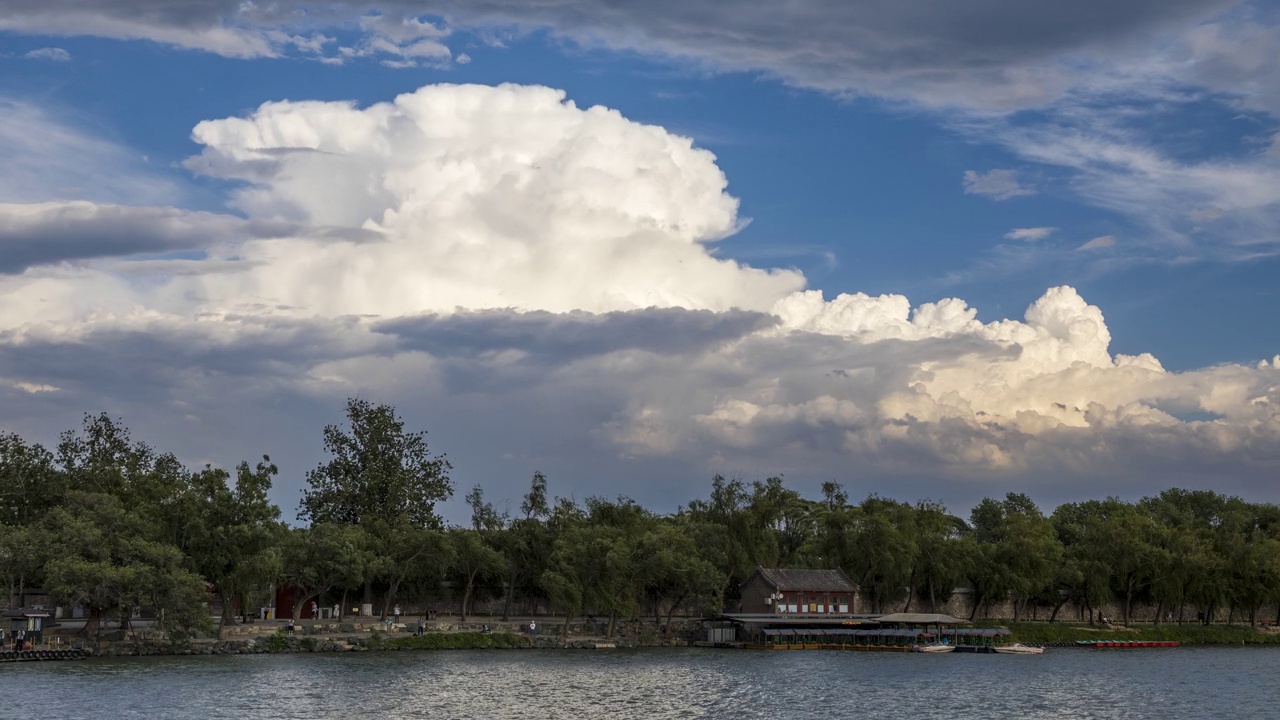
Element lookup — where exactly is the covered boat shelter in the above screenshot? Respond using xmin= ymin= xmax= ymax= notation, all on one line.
xmin=724 ymin=610 xmax=1010 ymax=651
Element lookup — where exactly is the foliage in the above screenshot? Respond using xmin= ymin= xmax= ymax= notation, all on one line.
xmin=299 ymin=398 xmax=453 ymax=528
xmin=6 ymin=401 xmax=1280 ymax=644
xmin=989 ymin=621 xmax=1280 ymax=645
xmin=386 ymin=632 xmax=526 ymax=650
xmin=181 ymin=457 xmax=284 ymax=637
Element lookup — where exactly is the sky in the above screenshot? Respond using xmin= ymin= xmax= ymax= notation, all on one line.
xmin=1 ymin=0 xmax=1279 ymax=522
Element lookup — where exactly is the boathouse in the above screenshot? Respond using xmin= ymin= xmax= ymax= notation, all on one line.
xmin=738 ymin=566 xmax=857 ymax=614
xmin=4 ymin=609 xmax=50 ymax=645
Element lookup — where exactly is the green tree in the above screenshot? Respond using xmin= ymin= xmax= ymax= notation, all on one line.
xmin=638 ymin=520 xmax=726 ymax=634
xmin=300 ymin=398 xmax=453 ymax=527
xmin=451 ymin=530 xmax=505 ymax=621
xmin=969 ymin=493 xmax=1062 ymax=621
xmin=42 ymin=493 xmax=210 ymax=639
xmin=299 ymin=398 xmax=453 ymax=607
xmin=181 ymin=457 xmax=285 ymax=638
xmin=279 ymin=524 xmax=370 ymax=622
xmin=0 ymin=432 xmax=61 ymax=527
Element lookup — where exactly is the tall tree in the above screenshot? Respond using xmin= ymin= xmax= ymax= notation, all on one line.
xmin=299 ymin=398 xmax=453 ymax=605
xmin=300 ymin=398 xmax=453 ymax=527
xmin=182 ymin=457 xmax=285 ymax=638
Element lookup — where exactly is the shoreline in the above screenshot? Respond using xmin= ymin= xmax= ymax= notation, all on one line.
xmin=14 ymin=619 xmax=1280 ymax=662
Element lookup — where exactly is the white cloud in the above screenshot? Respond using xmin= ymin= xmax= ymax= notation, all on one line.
xmin=23 ymin=47 xmax=70 ymax=61
xmin=1005 ymin=227 xmax=1056 ymax=241
xmin=0 ymin=82 xmax=1278 ymax=508
xmin=963 ymin=169 xmax=1035 ymax=201
xmin=176 ymin=83 xmax=804 ymax=317
xmin=1078 ymin=234 xmax=1116 ymax=251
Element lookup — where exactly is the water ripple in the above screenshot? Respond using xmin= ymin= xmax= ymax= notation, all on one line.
xmin=2 ymin=646 xmax=1277 ymax=719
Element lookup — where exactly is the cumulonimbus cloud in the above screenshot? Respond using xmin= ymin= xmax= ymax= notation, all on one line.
xmin=0 ymin=82 xmax=1277 ymax=506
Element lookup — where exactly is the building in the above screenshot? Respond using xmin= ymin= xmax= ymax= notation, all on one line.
xmin=738 ymin=566 xmax=857 ymax=615
xmin=4 ymin=609 xmax=50 ymax=645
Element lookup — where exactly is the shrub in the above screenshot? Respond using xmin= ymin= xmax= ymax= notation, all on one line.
xmin=386 ymin=632 xmax=526 ymax=650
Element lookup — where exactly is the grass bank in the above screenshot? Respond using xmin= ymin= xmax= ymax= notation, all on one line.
xmin=384 ymin=632 xmax=528 ymax=650
xmin=976 ymin=621 xmax=1280 ymax=645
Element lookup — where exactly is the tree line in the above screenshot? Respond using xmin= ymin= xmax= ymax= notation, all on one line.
xmin=3 ymin=399 xmax=1280 ymax=640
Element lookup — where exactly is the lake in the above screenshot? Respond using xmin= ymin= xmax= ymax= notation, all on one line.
xmin=2 ymin=646 xmax=1275 ymax=719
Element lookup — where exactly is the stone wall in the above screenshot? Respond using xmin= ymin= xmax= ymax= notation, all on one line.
xmin=55 ymin=617 xmax=710 ymax=658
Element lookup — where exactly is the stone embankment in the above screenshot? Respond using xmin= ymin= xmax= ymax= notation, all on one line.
xmin=66 ymin=619 xmax=707 ymax=658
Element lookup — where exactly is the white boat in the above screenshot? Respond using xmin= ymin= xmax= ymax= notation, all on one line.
xmin=993 ymin=643 xmax=1045 ymax=655
xmin=913 ymin=643 xmax=955 ymax=653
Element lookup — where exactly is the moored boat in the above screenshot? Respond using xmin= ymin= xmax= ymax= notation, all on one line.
xmin=992 ymin=643 xmax=1045 ymax=655
xmin=913 ymin=643 xmax=955 ymax=653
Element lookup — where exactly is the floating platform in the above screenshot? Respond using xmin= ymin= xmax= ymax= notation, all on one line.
xmin=1075 ymin=640 xmax=1181 ymax=649
xmin=1 ymin=648 xmax=91 ymax=662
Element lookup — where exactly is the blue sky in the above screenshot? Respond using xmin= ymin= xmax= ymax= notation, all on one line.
xmin=1 ymin=1 xmax=1279 ymax=517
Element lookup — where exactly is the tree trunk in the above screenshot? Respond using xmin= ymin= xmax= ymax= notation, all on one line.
xmin=363 ymin=580 xmax=373 ymax=606
xmin=664 ymin=593 xmax=688 ymax=639
xmin=607 ymin=609 xmax=617 ymax=639
xmin=217 ymin=589 xmax=236 ymax=640
xmin=380 ymin=579 xmax=401 ymax=621
xmin=1085 ymin=599 xmax=1093 ymax=626
xmin=460 ymin=571 xmax=475 ymax=622
xmin=1049 ymin=597 xmax=1068 ymax=623
xmin=967 ymin=592 xmax=981 ymax=621
xmin=1249 ymin=605 xmax=1257 ymax=628
xmin=81 ymin=607 xmax=102 ymax=639
xmin=654 ymin=596 xmax=661 ymax=625
xmin=293 ymin=590 xmax=320 ymax=622
xmin=1154 ymin=599 xmax=1164 ymax=626
xmin=340 ymin=589 xmax=349 ymax=620
xmin=1124 ymin=581 xmax=1135 ymax=626
xmin=501 ymin=565 xmax=516 ymax=621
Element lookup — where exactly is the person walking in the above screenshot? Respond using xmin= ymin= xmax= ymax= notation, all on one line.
xmin=529 ymin=621 xmax=537 ymax=638
xmin=394 ymin=605 xmax=401 ymax=625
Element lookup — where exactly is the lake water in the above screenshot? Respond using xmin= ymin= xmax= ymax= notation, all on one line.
xmin=2 ymin=647 xmax=1276 ymax=719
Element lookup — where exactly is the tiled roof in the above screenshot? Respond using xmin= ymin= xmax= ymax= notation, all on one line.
xmin=753 ymin=566 xmax=856 ymax=592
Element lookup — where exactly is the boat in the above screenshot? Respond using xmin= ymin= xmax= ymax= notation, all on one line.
xmin=913 ymin=642 xmax=955 ymax=653
xmin=992 ymin=643 xmax=1045 ymax=655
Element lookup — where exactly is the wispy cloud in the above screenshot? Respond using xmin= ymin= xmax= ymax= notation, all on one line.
xmin=1078 ymin=234 xmax=1116 ymax=251
xmin=0 ymin=99 xmax=182 ymax=206
xmin=22 ymin=47 xmax=70 ymax=61
xmin=1005 ymin=227 xmax=1057 ymax=241
xmin=963 ymin=169 xmax=1036 ymax=200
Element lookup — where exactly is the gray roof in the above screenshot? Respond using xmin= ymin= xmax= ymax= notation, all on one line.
xmin=873 ymin=613 xmax=968 ymax=625
xmin=751 ymin=566 xmax=856 ymax=593
xmin=720 ymin=613 xmax=877 ymax=625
